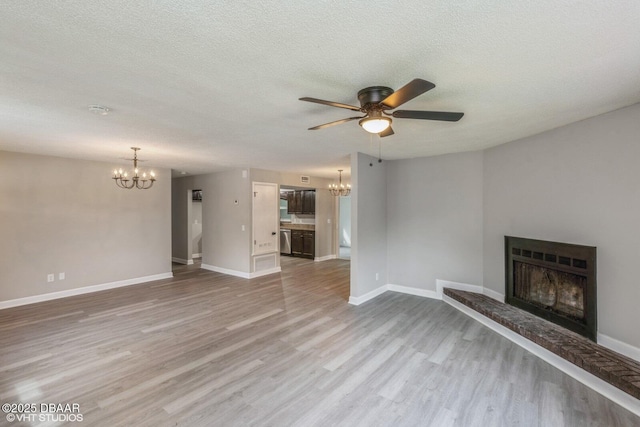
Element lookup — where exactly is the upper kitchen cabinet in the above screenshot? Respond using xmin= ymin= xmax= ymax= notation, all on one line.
xmin=286 ymin=190 xmax=300 ymax=214
xmin=302 ymin=190 xmax=315 ymax=214
xmin=287 ymin=190 xmax=315 ymax=214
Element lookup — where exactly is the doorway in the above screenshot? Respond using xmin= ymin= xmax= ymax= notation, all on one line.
xmin=171 ymin=187 xmax=204 ymax=273
xmin=191 ymin=190 xmax=203 ymax=259
xmin=338 ymin=195 xmax=351 ymax=259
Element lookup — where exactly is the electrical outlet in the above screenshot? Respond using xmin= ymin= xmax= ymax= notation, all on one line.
xmin=59 ymin=272 xmax=65 ymax=280
xmin=375 ymin=273 xmax=379 ymax=281
xmin=47 ymin=274 xmax=54 ymax=283
xmin=241 ymin=225 xmax=245 ymax=231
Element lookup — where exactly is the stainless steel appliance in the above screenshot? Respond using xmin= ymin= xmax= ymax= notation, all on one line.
xmin=280 ymin=229 xmax=291 ymax=255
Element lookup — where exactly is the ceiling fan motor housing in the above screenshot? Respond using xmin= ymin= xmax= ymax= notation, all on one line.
xmin=357 ymin=86 xmax=394 ymax=109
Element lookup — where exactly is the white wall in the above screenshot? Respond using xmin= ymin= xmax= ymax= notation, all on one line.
xmin=351 ymin=152 xmax=387 ymax=297
xmin=0 ymin=151 xmax=171 ymax=302
xmin=387 ymin=152 xmax=484 ymax=291
xmin=483 ymin=103 xmax=640 ymax=349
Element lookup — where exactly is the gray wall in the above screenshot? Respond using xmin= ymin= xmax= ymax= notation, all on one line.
xmin=201 ymin=170 xmax=251 ymax=273
xmin=483 ymin=103 xmax=640 ymax=348
xmin=351 ymin=152 xmax=387 ymax=297
xmin=387 ymin=152 xmax=484 ymax=290
xmin=0 ymin=151 xmax=171 ymax=301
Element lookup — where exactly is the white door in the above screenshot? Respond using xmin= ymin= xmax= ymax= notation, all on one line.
xmin=252 ymin=182 xmax=279 ymax=255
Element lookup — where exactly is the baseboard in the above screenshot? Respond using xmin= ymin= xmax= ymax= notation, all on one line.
xmin=387 ymin=284 xmax=439 ymax=300
xmin=434 ymin=279 xmax=504 ymax=303
xmin=435 ymin=279 xmax=482 ymax=299
xmin=598 ymin=333 xmax=640 ymax=364
xmin=350 ymin=281 xmax=474 ymax=306
xmin=249 ymin=267 xmax=281 ymax=278
xmin=201 ymin=264 xmax=281 ymax=279
xmin=314 ymin=254 xmax=336 ymax=262
xmin=172 ymin=257 xmax=193 ymax=265
xmin=482 ymin=287 xmax=505 ymax=302
xmin=349 ymin=279 xmax=497 ymax=306
xmin=443 ymin=294 xmax=640 ymax=417
xmin=192 ymin=253 xmax=202 ymax=259
xmin=0 ymin=272 xmax=174 ymax=310
xmin=201 ymin=264 xmax=251 ymax=279
xmin=348 ymin=285 xmax=387 ymax=306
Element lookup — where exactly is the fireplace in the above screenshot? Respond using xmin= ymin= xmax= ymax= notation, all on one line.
xmin=505 ymin=236 xmax=597 ymax=341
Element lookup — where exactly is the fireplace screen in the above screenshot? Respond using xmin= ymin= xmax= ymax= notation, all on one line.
xmin=505 ymin=236 xmax=596 ymax=341
xmin=513 ymin=262 xmax=585 ymax=320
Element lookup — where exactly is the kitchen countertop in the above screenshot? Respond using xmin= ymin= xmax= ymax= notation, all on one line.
xmin=280 ymin=224 xmax=315 ymax=231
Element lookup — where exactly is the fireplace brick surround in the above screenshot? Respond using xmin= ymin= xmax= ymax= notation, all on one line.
xmin=444 ymin=288 xmax=640 ymax=401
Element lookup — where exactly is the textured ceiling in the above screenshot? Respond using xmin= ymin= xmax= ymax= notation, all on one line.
xmin=1 ymin=1 xmax=639 ymax=178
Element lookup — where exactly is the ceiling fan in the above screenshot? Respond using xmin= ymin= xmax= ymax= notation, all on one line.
xmin=299 ymin=78 xmax=463 ymax=137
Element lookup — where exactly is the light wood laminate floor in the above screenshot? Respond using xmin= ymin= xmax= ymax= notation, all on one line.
xmin=1 ymin=257 xmax=638 ymax=426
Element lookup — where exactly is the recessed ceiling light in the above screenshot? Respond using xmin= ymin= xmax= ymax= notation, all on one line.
xmin=88 ymin=105 xmax=111 ymax=115
xmin=180 ymin=171 xmax=187 ymax=175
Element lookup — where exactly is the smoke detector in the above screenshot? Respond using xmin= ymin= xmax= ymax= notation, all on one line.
xmin=88 ymin=105 xmax=111 ymax=115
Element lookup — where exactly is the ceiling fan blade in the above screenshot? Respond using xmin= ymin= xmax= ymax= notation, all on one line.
xmin=299 ymin=97 xmax=361 ymax=112
xmin=381 ymin=79 xmax=435 ymax=109
xmin=308 ymin=116 xmax=363 ymax=130
xmin=392 ymin=110 xmax=464 ymax=122
xmin=379 ymin=126 xmax=394 ymax=137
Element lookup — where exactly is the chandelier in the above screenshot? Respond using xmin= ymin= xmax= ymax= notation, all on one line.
xmin=112 ymin=147 xmax=156 ymax=189
xmin=329 ymin=169 xmax=351 ymax=196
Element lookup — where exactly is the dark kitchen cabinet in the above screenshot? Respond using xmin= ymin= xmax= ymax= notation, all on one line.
xmin=287 ymin=190 xmax=315 ymax=214
xmin=302 ymin=190 xmax=315 ymax=214
xmin=291 ymin=229 xmax=314 ymax=259
xmin=287 ymin=191 xmax=302 ymax=214
xmin=302 ymin=231 xmax=315 ymax=258
xmin=291 ymin=230 xmax=303 ymax=256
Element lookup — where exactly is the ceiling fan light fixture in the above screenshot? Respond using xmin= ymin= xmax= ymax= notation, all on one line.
xmin=359 ymin=116 xmax=391 ymax=134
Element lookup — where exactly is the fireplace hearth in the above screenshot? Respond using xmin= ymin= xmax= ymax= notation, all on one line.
xmin=505 ymin=236 xmax=596 ymax=341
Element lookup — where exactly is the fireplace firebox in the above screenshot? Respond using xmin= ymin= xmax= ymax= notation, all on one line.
xmin=505 ymin=236 xmax=597 ymax=341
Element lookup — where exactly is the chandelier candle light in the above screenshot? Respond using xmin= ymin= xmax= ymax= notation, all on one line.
xmin=113 ymin=147 xmax=156 ymax=190
xmin=329 ymin=169 xmax=351 ymax=197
